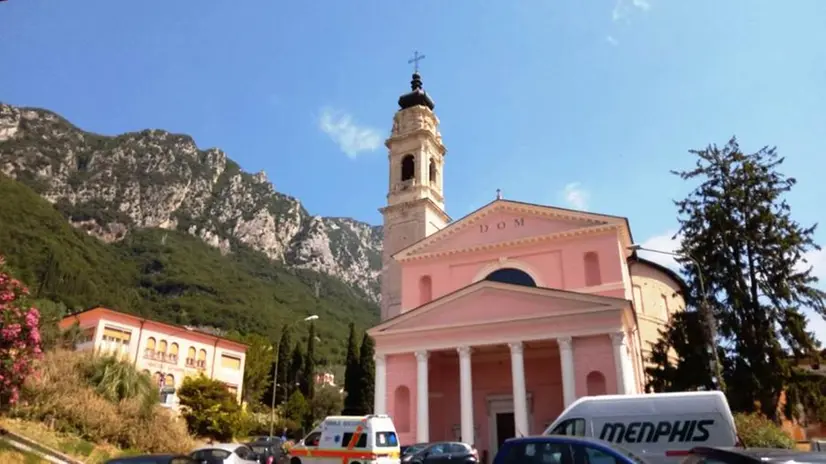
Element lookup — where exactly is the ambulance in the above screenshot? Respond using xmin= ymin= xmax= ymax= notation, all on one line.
xmin=542 ymin=391 xmax=738 ymax=464
xmin=288 ymin=415 xmax=401 ymax=464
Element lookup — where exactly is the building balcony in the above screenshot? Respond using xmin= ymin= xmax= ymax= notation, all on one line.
xmin=185 ymin=358 xmax=207 ymax=370
xmin=143 ymin=349 xmax=180 ymax=365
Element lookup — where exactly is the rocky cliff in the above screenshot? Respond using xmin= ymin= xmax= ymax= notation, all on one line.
xmin=0 ymin=103 xmax=382 ymax=300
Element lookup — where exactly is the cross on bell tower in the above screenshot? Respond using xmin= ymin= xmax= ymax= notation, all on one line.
xmin=408 ymin=51 xmax=426 ymax=73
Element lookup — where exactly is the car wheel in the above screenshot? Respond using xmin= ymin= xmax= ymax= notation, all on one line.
xmin=291 ymin=457 xmax=302 ymax=464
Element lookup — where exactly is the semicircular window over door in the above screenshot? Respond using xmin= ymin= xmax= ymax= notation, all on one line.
xmin=484 ymin=268 xmax=537 ymax=287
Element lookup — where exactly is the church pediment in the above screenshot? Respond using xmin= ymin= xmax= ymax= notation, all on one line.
xmin=393 ymin=200 xmax=631 ymax=261
xmin=369 ymin=280 xmax=627 ymax=334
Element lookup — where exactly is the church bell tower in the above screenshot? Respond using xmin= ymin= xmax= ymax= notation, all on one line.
xmin=379 ymin=69 xmax=450 ymax=321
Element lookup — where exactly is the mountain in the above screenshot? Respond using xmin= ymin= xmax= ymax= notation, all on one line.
xmin=0 ymin=173 xmax=378 ymax=362
xmin=0 ymin=102 xmax=382 ymax=301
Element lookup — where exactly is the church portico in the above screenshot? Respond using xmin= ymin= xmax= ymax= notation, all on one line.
xmin=369 ymin=279 xmax=640 ymax=452
xmin=373 ymin=332 xmax=634 ymax=456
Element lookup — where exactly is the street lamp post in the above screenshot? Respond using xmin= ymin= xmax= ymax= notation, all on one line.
xmin=628 ymin=244 xmax=725 ymax=392
xmin=270 ymin=315 xmax=319 ymax=437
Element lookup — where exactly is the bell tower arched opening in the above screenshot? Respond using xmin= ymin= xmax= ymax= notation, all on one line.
xmin=401 ymin=154 xmax=415 ymax=182
xmin=429 ymin=158 xmax=436 ymax=184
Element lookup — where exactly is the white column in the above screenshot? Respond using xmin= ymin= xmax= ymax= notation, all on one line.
xmin=557 ymin=337 xmax=576 ymax=407
xmin=610 ymin=332 xmax=634 ymax=394
xmin=457 ymin=346 xmax=475 ymax=445
xmin=508 ymin=342 xmax=530 ymax=437
xmin=415 ymin=350 xmax=430 ymax=443
xmin=374 ymin=353 xmax=387 ymax=415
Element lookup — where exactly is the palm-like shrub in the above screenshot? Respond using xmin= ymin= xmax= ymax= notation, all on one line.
xmin=80 ymin=354 xmax=156 ymax=412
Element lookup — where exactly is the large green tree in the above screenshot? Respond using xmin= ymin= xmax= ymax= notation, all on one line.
xmin=647 ymin=137 xmax=826 ymax=420
xmin=342 ymin=323 xmax=362 ymax=415
xmin=356 ymin=333 xmax=376 ymax=415
xmin=232 ymin=333 xmax=275 ymax=407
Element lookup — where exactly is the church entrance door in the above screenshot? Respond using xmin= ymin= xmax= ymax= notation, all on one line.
xmin=495 ymin=412 xmax=515 ymax=449
xmin=487 ymin=394 xmax=532 ymax=459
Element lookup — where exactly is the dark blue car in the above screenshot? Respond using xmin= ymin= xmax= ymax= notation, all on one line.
xmin=494 ymin=435 xmax=648 ymax=464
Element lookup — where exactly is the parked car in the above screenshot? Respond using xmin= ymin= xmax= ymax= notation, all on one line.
xmin=403 ymin=441 xmax=479 ymax=464
xmin=247 ymin=438 xmax=283 ymax=464
xmin=106 ymin=455 xmax=196 ymax=464
xmin=191 ymin=444 xmax=260 ymax=464
xmin=494 ymin=435 xmax=648 ymax=464
xmin=682 ymin=446 xmax=826 ymax=464
xmin=402 ymin=443 xmax=429 ymax=458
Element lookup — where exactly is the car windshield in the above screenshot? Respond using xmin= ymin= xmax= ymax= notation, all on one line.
xmin=405 ymin=444 xmax=427 ymax=455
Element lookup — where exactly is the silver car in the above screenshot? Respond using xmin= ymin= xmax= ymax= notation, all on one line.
xmin=191 ymin=443 xmax=260 ymax=464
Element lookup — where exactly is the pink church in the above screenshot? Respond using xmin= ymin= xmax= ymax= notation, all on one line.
xmin=368 ymin=71 xmax=687 ymax=458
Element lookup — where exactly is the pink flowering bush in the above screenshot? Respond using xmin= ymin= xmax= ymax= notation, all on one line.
xmin=0 ymin=255 xmax=43 ymax=409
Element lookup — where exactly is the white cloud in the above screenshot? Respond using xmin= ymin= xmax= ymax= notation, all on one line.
xmin=612 ymin=0 xmax=651 ymax=22
xmin=318 ymin=107 xmax=382 ymax=159
xmin=636 ymin=230 xmax=683 ymax=271
xmin=606 ymin=35 xmax=619 ymax=46
xmin=638 ymin=231 xmax=826 ymax=342
xmin=561 ymin=183 xmax=590 ymax=210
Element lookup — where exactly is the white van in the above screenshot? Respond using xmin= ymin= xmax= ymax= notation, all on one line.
xmin=289 ymin=415 xmax=401 ymax=464
xmin=542 ymin=391 xmax=737 ymax=464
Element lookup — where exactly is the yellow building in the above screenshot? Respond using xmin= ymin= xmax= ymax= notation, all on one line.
xmin=60 ymin=306 xmax=248 ymax=406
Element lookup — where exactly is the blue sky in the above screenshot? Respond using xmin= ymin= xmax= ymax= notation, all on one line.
xmin=2 ymin=0 xmax=826 ymax=338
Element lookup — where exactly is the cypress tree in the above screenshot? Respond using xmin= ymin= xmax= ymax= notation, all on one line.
xmin=288 ymin=343 xmax=304 ymax=399
xmin=275 ymin=327 xmax=293 ymax=405
xmin=647 ymin=137 xmax=826 ymax=420
xmin=303 ymin=322 xmax=317 ymax=400
xmin=357 ymin=332 xmax=376 ymax=415
xmin=342 ymin=323 xmax=361 ymax=415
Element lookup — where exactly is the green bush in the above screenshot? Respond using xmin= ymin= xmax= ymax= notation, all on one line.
xmin=734 ymin=412 xmax=795 ymax=449
xmin=177 ymin=375 xmax=245 ymax=441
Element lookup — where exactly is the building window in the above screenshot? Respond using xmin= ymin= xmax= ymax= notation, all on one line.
xmin=102 ymin=326 xmax=131 ymax=345
xmin=79 ymin=327 xmax=96 ymax=344
xmin=197 ymin=349 xmax=207 ymax=369
xmin=186 ymin=347 xmax=197 ymax=367
xmin=584 ymin=252 xmax=602 ymax=286
xmin=632 ymin=285 xmax=644 ymax=314
xmin=145 ymin=337 xmax=156 ymax=358
xmin=169 ymin=343 xmax=179 ymax=363
xmin=164 ymin=373 xmax=175 ymax=387
xmin=485 ymin=268 xmax=537 ymax=287
xmin=221 ymin=354 xmax=241 ymax=370
xmin=401 ymin=154 xmax=415 ymax=182
xmin=429 ymin=159 xmax=437 ymax=184
xmin=660 ymin=294 xmax=670 ymax=321
xmin=419 ymin=275 xmax=433 ymax=305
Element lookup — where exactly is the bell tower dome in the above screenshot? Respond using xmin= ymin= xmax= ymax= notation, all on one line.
xmin=379 ymin=69 xmax=450 ymax=321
